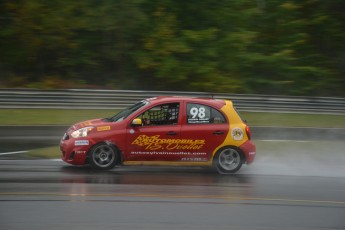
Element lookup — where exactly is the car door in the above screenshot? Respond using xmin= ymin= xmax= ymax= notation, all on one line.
xmin=179 ymin=102 xmax=228 ymax=162
xmin=125 ymin=102 xmax=182 ymax=161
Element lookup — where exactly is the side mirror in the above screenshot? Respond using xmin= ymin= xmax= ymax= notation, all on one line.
xmin=131 ymin=118 xmax=142 ymax=126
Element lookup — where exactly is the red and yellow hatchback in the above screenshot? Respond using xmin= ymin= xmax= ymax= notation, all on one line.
xmin=60 ymin=97 xmax=256 ymax=174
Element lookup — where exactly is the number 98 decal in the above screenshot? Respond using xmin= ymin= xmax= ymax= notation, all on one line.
xmin=187 ymin=104 xmax=210 ymax=124
xmin=190 ymin=107 xmax=206 ymax=119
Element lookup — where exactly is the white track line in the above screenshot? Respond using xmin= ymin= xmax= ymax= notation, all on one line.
xmin=50 ymin=159 xmax=62 ymax=161
xmin=259 ymin=140 xmax=313 ymax=142
xmin=0 ymin=151 xmax=28 ymax=156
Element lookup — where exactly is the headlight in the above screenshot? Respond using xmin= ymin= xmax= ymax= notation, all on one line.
xmin=71 ymin=127 xmax=94 ymax=138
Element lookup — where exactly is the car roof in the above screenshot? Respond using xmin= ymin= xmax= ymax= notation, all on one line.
xmin=145 ymin=96 xmax=229 ymax=108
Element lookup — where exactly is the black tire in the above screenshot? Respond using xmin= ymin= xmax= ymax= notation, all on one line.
xmin=88 ymin=143 xmax=118 ymax=170
xmin=213 ymin=146 xmax=243 ymax=174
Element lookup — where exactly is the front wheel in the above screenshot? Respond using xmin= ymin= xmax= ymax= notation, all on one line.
xmin=88 ymin=143 xmax=118 ymax=170
xmin=213 ymin=147 xmax=243 ymax=174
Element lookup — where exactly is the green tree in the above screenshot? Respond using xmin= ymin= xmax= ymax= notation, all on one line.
xmin=135 ymin=0 xmax=259 ymax=93
xmin=0 ymin=0 xmax=345 ymax=96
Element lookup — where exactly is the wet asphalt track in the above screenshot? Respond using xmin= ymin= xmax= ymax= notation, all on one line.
xmin=1 ymin=149 xmax=345 ymax=230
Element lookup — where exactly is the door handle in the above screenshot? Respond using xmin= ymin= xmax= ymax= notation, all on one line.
xmin=166 ymin=131 xmax=177 ymax=136
xmin=213 ymin=131 xmax=224 ymax=135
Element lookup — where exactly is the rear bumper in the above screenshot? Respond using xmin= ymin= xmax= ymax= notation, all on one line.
xmin=240 ymin=140 xmax=256 ymax=164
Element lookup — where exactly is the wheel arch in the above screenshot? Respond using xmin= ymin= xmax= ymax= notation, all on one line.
xmin=212 ymin=145 xmax=246 ymax=174
xmin=86 ymin=140 xmax=123 ymax=166
xmin=213 ymin=145 xmax=246 ymax=164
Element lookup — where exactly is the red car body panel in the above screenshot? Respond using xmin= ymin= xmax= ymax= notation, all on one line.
xmin=60 ymin=96 xmax=256 ymax=172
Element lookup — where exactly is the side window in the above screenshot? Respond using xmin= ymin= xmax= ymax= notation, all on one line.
xmin=187 ymin=103 xmax=226 ymax=124
xmin=137 ymin=103 xmax=179 ymax=126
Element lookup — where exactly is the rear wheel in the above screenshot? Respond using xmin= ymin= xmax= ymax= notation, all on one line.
xmin=214 ymin=147 xmax=243 ymax=174
xmin=88 ymin=143 xmax=117 ymax=170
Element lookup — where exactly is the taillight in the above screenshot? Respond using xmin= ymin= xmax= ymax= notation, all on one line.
xmin=245 ymin=125 xmax=251 ymax=140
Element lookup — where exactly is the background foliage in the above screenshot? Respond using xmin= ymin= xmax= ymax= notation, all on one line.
xmin=1 ymin=0 xmax=344 ymax=96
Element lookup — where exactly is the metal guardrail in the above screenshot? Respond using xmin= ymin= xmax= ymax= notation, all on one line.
xmin=0 ymin=88 xmax=344 ymax=114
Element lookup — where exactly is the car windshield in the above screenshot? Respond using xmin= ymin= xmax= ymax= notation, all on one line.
xmin=106 ymin=100 xmax=149 ymax=122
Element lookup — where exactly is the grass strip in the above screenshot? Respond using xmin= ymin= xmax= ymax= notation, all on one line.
xmin=0 ymin=109 xmax=344 ymax=128
xmin=26 ymin=146 xmax=61 ymax=159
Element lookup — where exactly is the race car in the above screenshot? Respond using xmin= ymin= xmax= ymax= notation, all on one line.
xmin=60 ymin=96 xmax=256 ymax=174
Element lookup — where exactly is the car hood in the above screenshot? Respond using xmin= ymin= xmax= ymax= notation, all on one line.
xmin=71 ymin=118 xmax=106 ymax=131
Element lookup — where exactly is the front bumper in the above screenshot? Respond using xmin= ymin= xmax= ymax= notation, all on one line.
xmin=60 ymin=134 xmax=91 ymax=165
xmin=240 ymin=140 xmax=256 ymax=164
